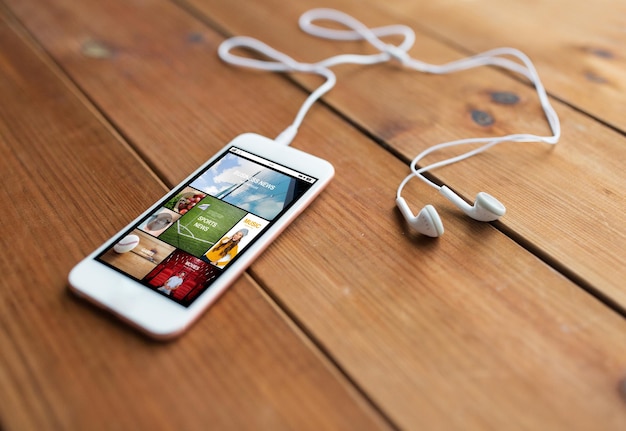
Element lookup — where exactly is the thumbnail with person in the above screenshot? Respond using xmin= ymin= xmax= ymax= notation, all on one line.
xmin=202 ymin=214 xmax=268 ymax=268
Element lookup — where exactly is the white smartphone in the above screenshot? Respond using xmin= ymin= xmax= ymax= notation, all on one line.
xmin=69 ymin=133 xmax=334 ymax=339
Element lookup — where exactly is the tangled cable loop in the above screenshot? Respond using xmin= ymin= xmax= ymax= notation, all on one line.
xmin=219 ymin=9 xmax=415 ymax=73
xmin=383 ymin=44 xmax=412 ymax=65
xmin=298 ymin=8 xmax=415 ymax=63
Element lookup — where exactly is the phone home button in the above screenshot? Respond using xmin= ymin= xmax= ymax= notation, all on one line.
xmin=105 ymin=280 xmax=144 ymax=316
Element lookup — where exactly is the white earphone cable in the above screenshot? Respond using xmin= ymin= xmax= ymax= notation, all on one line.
xmin=218 ymin=8 xmax=560 ymax=198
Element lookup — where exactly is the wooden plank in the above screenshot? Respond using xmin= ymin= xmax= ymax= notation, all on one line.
xmin=5 ymin=0 xmax=626 ymax=430
xmin=363 ymin=0 xmax=626 ymax=133
xmin=0 ymin=10 xmax=390 ymax=431
xmin=182 ymin=0 xmax=626 ymax=308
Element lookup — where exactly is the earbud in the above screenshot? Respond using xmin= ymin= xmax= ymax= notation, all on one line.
xmin=396 ymin=197 xmax=444 ymax=237
xmin=439 ymin=186 xmax=506 ymax=222
xmin=396 ymin=186 xmax=506 ymax=237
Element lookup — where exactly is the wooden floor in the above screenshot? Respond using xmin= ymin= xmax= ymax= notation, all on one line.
xmin=2 ymin=0 xmax=626 ymax=429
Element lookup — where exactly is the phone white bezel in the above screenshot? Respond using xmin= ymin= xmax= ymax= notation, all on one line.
xmin=69 ymin=133 xmax=334 ymax=339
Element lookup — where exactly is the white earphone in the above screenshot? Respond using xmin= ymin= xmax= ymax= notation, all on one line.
xmin=218 ymin=8 xmax=560 ymax=237
xmin=396 ymin=187 xmax=506 ymax=237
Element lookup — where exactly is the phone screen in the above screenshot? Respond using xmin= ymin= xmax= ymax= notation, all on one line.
xmin=96 ymin=146 xmax=317 ymax=307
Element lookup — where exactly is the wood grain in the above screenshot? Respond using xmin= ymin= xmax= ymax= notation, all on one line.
xmin=3 ymin=0 xmax=626 ymax=430
xmin=185 ymin=0 xmax=626 ymax=308
xmin=364 ymin=0 xmax=626 ymax=133
xmin=0 ymin=9 xmax=389 ymax=431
